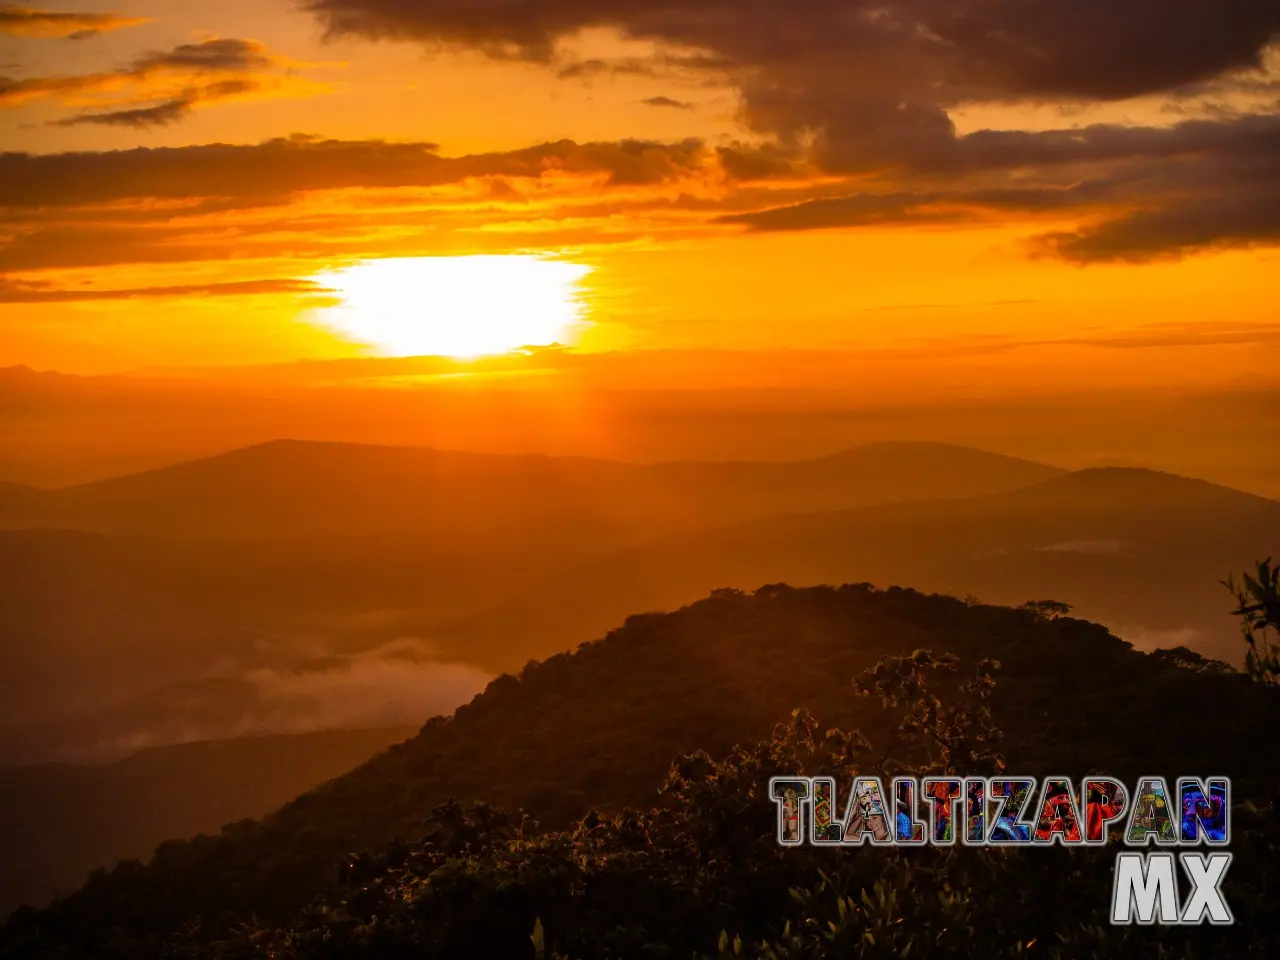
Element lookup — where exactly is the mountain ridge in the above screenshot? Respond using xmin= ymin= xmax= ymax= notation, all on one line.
xmin=0 ymin=438 xmax=1066 ymax=540
xmin=434 ymin=466 xmax=1280 ymax=671
xmin=2 ymin=459 xmax=1271 ymax=762
xmin=6 ymin=583 xmax=1275 ymax=945
xmin=54 ymin=437 xmax=1064 ymax=491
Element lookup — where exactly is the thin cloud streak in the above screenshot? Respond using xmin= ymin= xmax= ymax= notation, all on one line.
xmin=0 ymin=6 xmax=151 ymax=38
xmin=0 ymin=277 xmax=333 ymax=303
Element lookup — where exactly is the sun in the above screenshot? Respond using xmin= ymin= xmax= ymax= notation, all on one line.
xmin=311 ymin=255 xmax=594 ymax=358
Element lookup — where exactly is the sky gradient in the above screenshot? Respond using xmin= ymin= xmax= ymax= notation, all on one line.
xmin=0 ymin=1 xmax=1277 ymax=387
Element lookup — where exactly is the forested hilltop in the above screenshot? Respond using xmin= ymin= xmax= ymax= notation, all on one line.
xmin=3 ymin=584 xmax=1278 ymax=959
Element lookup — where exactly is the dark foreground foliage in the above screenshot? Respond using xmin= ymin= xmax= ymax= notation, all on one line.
xmin=3 ymin=585 xmax=1279 ymax=958
xmin=1224 ymin=557 xmax=1280 ymax=684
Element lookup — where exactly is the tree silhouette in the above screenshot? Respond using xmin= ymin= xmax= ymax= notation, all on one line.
xmin=1017 ymin=599 xmax=1072 ymax=620
xmin=1148 ymin=645 xmax=1235 ymax=675
xmin=1223 ymin=557 xmax=1280 ymax=684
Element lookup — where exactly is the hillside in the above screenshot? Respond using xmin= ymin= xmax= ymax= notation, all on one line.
xmin=438 ymin=467 xmax=1280 ymax=670
xmin=6 ymin=584 xmax=1276 ymax=951
xmin=0 ymin=727 xmax=415 ymax=920
xmin=0 ymin=439 xmax=1062 ymax=541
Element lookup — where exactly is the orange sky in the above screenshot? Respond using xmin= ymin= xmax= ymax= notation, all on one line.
xmin=1 ymin=1 xmax=1278 ymax=391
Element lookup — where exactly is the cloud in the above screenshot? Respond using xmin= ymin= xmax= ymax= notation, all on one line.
xmin=717 ymin=191 xmax=957 ymax=231
xmin=293 ymin=1 xmax=1280 ymax=261
xmin=56 ymin=96 xmax=194 ymax=128
xmin=0 ymin=122 xmax=1273 ymax=271
xmin=40 ymin=639 xmax=494 ymax=762
xmin=557 ymin=57 xmax=658 ymax=80
xmin=0 ymin=5 xmax=151 ymax=38
xmin=241 ymin=642 xmax=492 ymax=736
xmin=0 ymin=135 xmax=719 ymax=208
xmin=713 ymin=143 xmax=809 ymax=181
xmin=710 ymin=113 xmax=1280 ymax=259
xmin=299 ymin=1 xmax=1279 ymax=111
xmin=0 ymin=38 xmax=279 ymax=105
xmin=0 ymin=38 xmax=319 ymax=126
xmin=131 ymin=38 xmax=276 ymax=73
xmin=0 ymin=276 xmax=332 ymax=303
xmin=0 ymin=135 xmax=751 ymax=271
xmin=6 ymin=3 xmax=1278 ymax=266
xmin=1 ymin=111 xmax=1276 ymax=272
xmin=54 ymin=79 xmax=265 ymax=128
xmin=716 ymin=179 xmax=1129 ymax=232
xmin=556 ymin=51 xmax=727 ymax=82
xmin=1038 ymin=193 xmax=1280 ymax=263
xmin=640 ymin=95 xmax=692 ymax=110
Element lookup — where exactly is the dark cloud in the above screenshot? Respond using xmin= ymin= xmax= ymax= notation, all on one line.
xmin=714 ymin=113 xmax=1280 ymax=260
xmin=1040 ymin=194 xmax=1280 ymax=263
xmin=938 ymin=113 xmax=1280 ymax=174
xmin=299 ymin=1 xmax=1279 ymax=110
xmin=56 ymin=97 xmax=192 ymax=129
xmin=640 ymin=96 xmax=692 ymax=110
xmin=0 ymin=203 xmax=655 ymax=273
xmin=0 ymin=136 xmax=714 ymax=209
xmin=0 ymin=277 xmax=331 ymax=303
xmin=3 ymin=107 xmax=1277 ymax=269
xmin=0 ymin=6 xmax=151 ymax=38
xmin=129 ymin=38 xmax=276 ymax=74
xmin=717 ymin=191 xmax=960 ymax=231
xmin=556 ymin=52 xmax=727 ymax=81
xmin=557 ymin=58 xmax=657 ymax=80
xmin=713 ymin=144 xmax=808 ymax=181
xmin=0 ymin=136 xmax=741 ymax=271
xmin=55 ymin=79 xmax=263 ymax=128
xmin=1 ymin=117 xmax=1276 ymax=267
xmin=716 ymin=178 xmax=1138 ymax=231
xmin=0 ymin=223 xmax=271 ymax=272
xmin=293 ymin=0 xmax=1280 ymax=262
xmin=0 ymin=38 xmax=292 ymax=124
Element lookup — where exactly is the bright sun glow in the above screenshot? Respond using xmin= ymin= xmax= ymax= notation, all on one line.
xmin=312 ymin=255 xmax=594 ymax=358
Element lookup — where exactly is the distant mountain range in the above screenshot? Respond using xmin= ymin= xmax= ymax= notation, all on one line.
xmin=3 ymin=362 xmax=1278 ymax=498
xmin=0 ymin=438 xmax=1063 ymax=761
xmin=1 ymin=436 xmax=1275 ymax=946
xmin=0 ymin=437 xmax=1061 ymax=541
xmin=437 ymin=464 xmax=1280 ymax=670
xmin=0 ymin=439 xmax=1271 ymax=767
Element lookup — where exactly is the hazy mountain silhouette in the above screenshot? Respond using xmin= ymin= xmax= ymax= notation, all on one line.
xmin=438 ymin=467 xmax=1280 ymax=670
xmin=0 ymin=440 xmax=1068 ymax=761
xmin=4 ymin=364 xmax=1278 ymax=498
xmin=0 ymin=438 xmax=1062 ymax=541
xmin=0 ymin=727 xmax=415 ymax=920
xmin=1 ymin=450 xmax=1271 ymax=763
xmin=5 ymin=585 xmax=1274 ymax=947
xmin=0 ymin=482 xmax=43 ymax=522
